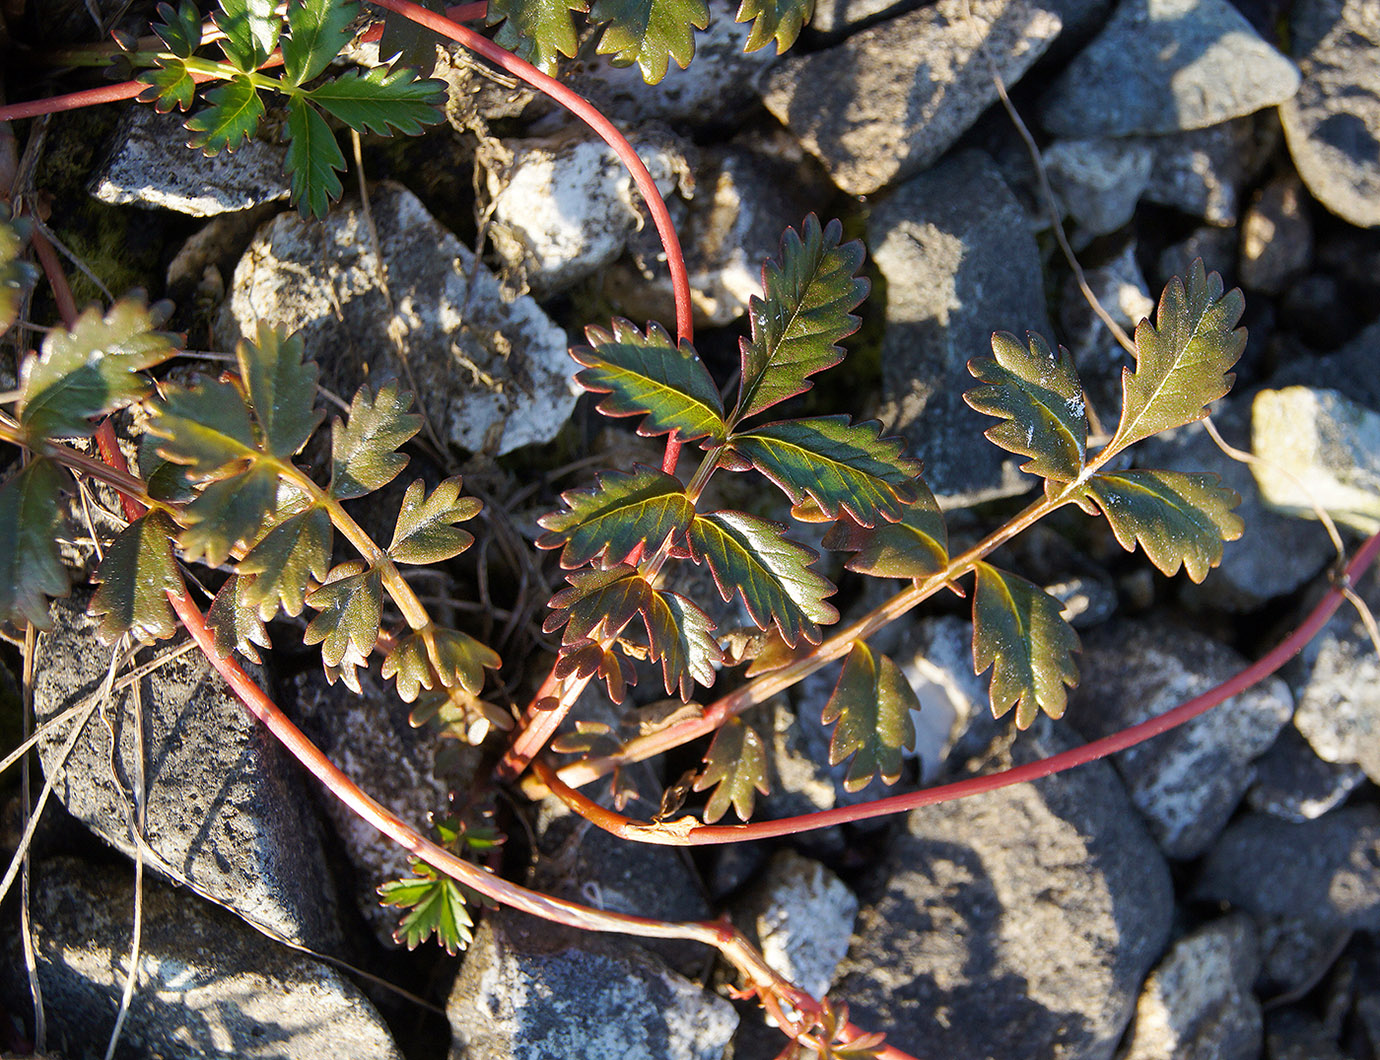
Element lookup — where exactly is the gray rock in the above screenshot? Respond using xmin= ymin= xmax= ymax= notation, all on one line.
xmin=22 ymin=857 xmax=399 ymax=1060
xmin=1122 ymin=915 xmax=1262 ymax=1060
xmin=1140 ymin=118 xmax=1265 ymax=225
xmin=1156 ymin=225 xmax=1238 ymax=291
xmin=1042 ymin=138 xmax=1154 ymax=237
xmin=810 ymin=0 xmax=917 ymax=33
xmin=219 ymin=182 xmax=578 ymax=456
xmin=33 ymin=595 xmax=340 ymax=951
xmin=760 ymin=0 xmax=1062 ymax=195
xmin=1196 ymin=806 xmax=1380 ymax=930
xmin=1069 ymin=621 xmax=1293 ymax=860
xmin=1269 ymin=319 xmax=1380 ymax=410
xmin=832 ymin=718 xmax=1173 ymax=1060
xmin=1240 ymin=175 xmax=1314 ymax=295
xmin=448 ymin=910 xmax=737 ymax=1060
xmin=1265 ymin=1011 xmax=1350 ymax=1060
xmin=731 ymin=850 xmax=858 ymax=999
xmin=91 ymin=105 xmax=290 ymax=216
xmin=871 ymin=151 xmax=1051 ymax=504
xmin=894 ymin=614 xmax=994 ymax=781
xmin=1040 ymin=0 xmax=1299 ymax=138
xmin=1247 ymin=727 xmax=1367 ymax=822
xmin=1280 ymin=0 xmax=1380 ymax=227
xmin=1256 ymin=914 xmax=1351 ymax=999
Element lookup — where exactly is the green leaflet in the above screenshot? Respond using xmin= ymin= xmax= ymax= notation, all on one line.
xmin=965 ymin=331 xmax=1088 ymax=483
xmin=544 ymin=564 xmax=648 ymax=644
xmin=282 ymin=0 xmax=359 ymax=86
xmin=0 ymin=459 xmax=70 ymax=630
xmin=1 ymin=210 xmax=35 ymax=334
xmin=304 ymin=562 xmax=382 ymax=667
xmin=822 ymin=486 xmax=948 ymax=580
xmin=1079 ymin=469 xmax=1243 ymax=583
xmin=137 ymin=59 xmax=197 ymax=113
xmin=733 ymin=215 xmax=868 ymax=424
xmin=286 ymin=96 xmax=345 ymax=220
xmin=237 ymin=322 xmax=323 ymax=459
xmin=589 ymin=0 xmax=709 ymax=82
xmin=692 ymin=717 xmax=768 ymax=823
xmin=487 ymin=0 xmax=588 ymax=74
xmin=330 ymin=380 xmax=421 ymax=500
xmin=551 ymin=720 xmax=623 ymax=760
xmin=388 ymin=478 xmax=483 ymax=565
xmin=379 ymin=0 xmax=448 ymax=72
xmin=426 ymin=626 xmax=501 ymax=695
xmin=687 ymin=510 xmax=837 ymax=646
xmin=574 ymin=319 xmax=726 ymax=443
xmin=821 ymin=642 xmax=918 ymax=792
xmin=729 ymin=415 xmax=921 ymax=526
xmin=641 ymin=587 xmax=721 ymax=700
xmin=1106 ymin=260 xmax=1246 ymax=456
xmin=18 ymin=299 xmax=177 ymax=440
xmin=304 ymin=65 xmax=445 ymax=136
xmin=178 ymin=462 xmax=280 ymax=567
xmin=735 ymin=0 xmax=813 ymax=53
xmin=149 ymin=0 xmax=203 ymax=58
xmin=148 ymin=377 xmax=257 ymax=479
xmin=378 ymin=861 xmax=474 ymax=955
xmin=382 ymin=631 xmax=436 ymax=702
xmin=215 ymin=0 xmax=280 ymax=72
xmin=972 ymin=562 xmax=1080 ymax=730
xmin=235 ymin=506 xmax=333 ymax=619
xmin=536 ymin=466 xmax=693 ymax=569
xmin=206 ymin=573 xmax=270 ymax=662
xmin=90 ymin=511 xmax=184 ymax=643
xmin=185 ymin=74 xmax=265 ymax=154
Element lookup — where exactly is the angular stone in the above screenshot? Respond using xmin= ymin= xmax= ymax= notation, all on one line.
xmin=1240 ymin=175 xmax=1314 ymax=295
xmin=810 ymin=0 xmax=918 ymax=33
xmin=1040 ymin=0 xmax=1300 ymax=138
xmin=1247 ymin=727 xmax=1368 ymax=822
xmin=761 ymin=0 xmax=1062 ymax=195
xmin=1139 ymin=118 xmax=1265 ymax=225
xmin=1042 ymin=138 xmax=1154 ymax=236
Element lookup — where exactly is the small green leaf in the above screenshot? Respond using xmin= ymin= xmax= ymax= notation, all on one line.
xmin=0 ymin=459 xmax=70 ymax=629
xmin=19 ymin=299 xmax=178 ymax=439
xmin=822 ymin=486 xmax=948 ymax=579
xmin=148 ymin=378 xmax=257 ymax=480
xmin=965 ymin=331 xmax=1088 ymax=483
xmin=139 ymin=433 xmax=197 ymax=504
xmin=820 ymin=642 xmax=917 ymax=792
xmin=206 ymin=573 xmax=270 ymax=662
xmin=733 ymin=215 xmax=868 ymax=424
xmin=544 ymin=564 xmax=648 ymax=643
xmin=536 ymin=466 xmax=694 ymax=569
xmin=178 ymin=462 xmax=280 ymax=567
xmin=692 ymin=717 xmax=768 ymax=823
xmin=235 ymin=506 xmax=332 ymax=619
xmin=574 ymin=319 xmax=725 ymax=443
xmin=589 ymin=0 xmax=709 ymax=82
xmin=378 ymin=861 xmax=474 ymax=955
xmin=331 ymin=380 xmax=421 ymax=499
xmin=283 ymin=0 xmax=359 ymax=85
xmin=734 ymin=0 xmax=812 ymax=53
xmin=729 ymin=416 xmax=922 ymax=526
xmin=185 ymin=75 xmax=265 ymax=155
xmin=641 ymin=587 xmax=721 ymax=700
xmin=285 ymin=96 xmax=345 ymax=220
xmin=304 ymin=562 xmax=382 ymax=667
xmin=90 ymin=511 xmax=184 ymax=644
xmin=304 ymin=65 xmax=445 ymax=135
xmin=972 ymin=562 xmax=1080 ymax=729
xmin=1079 ymin=469 xmax=1243 ymax=583
xmin=0 ymin=211 xmax=36 ymax=334
xmin=1106 ymin=261 xmax=1246 ymax=456
xmin=486 ymin=0 xmax=588 ymax=74
xmin=687 ymin=510 xmax=837 ymax=646
xmin=149 ymin=0 xmax=204 ymax=57
xmin=388 ymin=478 xmax=482 ymax=564
xmin=237 ymin=321 xmax=323 ymax=458
xmin=137 ymin=59 xmax=198 ymax=113
xmin=215 ymin=0 xmax=281 ymax=71
xmin=425 ymin=626 xmax=500 ymax=695
xmin=378 ymin=0 xmax=447 ymax=72
xmin=551 ymin=720 xmax=623 ymax=759
xmin=382 ymin=630 xmax=436 ymax=702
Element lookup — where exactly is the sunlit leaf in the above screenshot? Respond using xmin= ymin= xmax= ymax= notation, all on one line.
xmin=235 ymin=506 xmax=332 ymax=619
xmin=185 ymin=75 xmax=265 ymax=155
xmin=331 ymin=379 xmax=421 ymax=499
xmin=0 ymin=211 xmax=35 ymax=334
xmin=285 ymin=96 xmax=345 ymax=220
xmin=972 ymin=562 xmax=1080 ymax=729
xmin=206 ymin=573 xmax=270 ymax=662
xmin=283 ymin=0 xmax=358 ymax=85
xmin=137 ymin=58 xmax=197 ymax=113
xmin=965 ymin=331 xmax=1088 ymax=483
xmin=1078 ymin=469 xmax=1243 ymax=583
xmin=692 ymin=717 xmax=768 ymax=823
xmin=733 ymin=215 xmax=868 ymax=424
xmin=1106 ymin=261 xmax=1246 ymax=456
xmin=378 ymin=860 xmax=474 ymax=955
xmin=0 ymin=459 xmax=70 ymax=629
xmin=822 ymin=485 xmax=948 ymax=579
xmin=589 ymin=0 xmax=709 ymax=82
xmin=388 ymin=478 xmax=482 ymax=564
xmin=687 ymin=510 xmax=837 ymax=646
xmin=641 ymin=587 xmax=720 ymax=700
xmin=382 ymin=630 xmax=436 ymax=702
xmin=304 ymin=562 xmax=382 ymax=667
xmin=378 ymin=0 xmax=447 ymax=72
xmin=215 ymin=0 xmax=280 ymax=71
xmin=486 ymin=0 xmax=587 ymax=74
xmin=237 ymin=321 xmax=322 ymax=458
xmin=536 ymin=466 xmax=693 ymax=569
xmin=148 ymin=377 xmax=257 ymax=479
xmin=425 ymin=626 xmax=501 ymax=694
xmin=735 ymin=0 xmax=812 ymax=53
xmin=551 ymin=720 xmax=623 ymax=759
xmin=90 ymin=511 xmax=184 ymax=643
xmin=544 ymin=564 xmax=648 ymax=643
xmin=149 ymin=0 xmax=203 ymax=57
xmin=178 ymin=462 xmax=280 ymax=567
xmin=304 ymin=65 xmax=445 ymax=135
xmin=820 ymin=642 xmax=917 ymax=792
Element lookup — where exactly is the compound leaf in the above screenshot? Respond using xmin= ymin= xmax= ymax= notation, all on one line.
xmin=544 ymin=564 xmax=648 ymax=644
xmin=185 ymin=74 xmax=265 ymax=154
xmin=19 ymin=299 xmax=178 ymax=439
xmin=537 ymin=466 xmax=693 ymax=569
xmin=178 ymin=461 xmax=280 ymax=567
xmin=486 ymin=0 xmax=587 ymax=74
xmin=388 ymin=478 xmax=482 ymax=564
xmin=1 ymin=211 xmax=35 ymax=334
xmin=137 ymin=59 xmax=198 ymax=113
xmin=687 ymin=510 xmax=837 ymax=646
xmin=304 ymin=562 xmax=382 ymax=667
xmin=215 ymin=0 xmax=280 ymax=71
xmin=1107 ymin=261 xmax=1246 ymax=456
xmin=972 ymin=562 xmax=1080 ymax=729
xmin=382 ymin=630 xmax=436 ymax=702
xmin=206 ymin=573 xmax=270 ymax=662
xmin=149 ymin=0 xmax=203 ymax=57
xmin=589 ymin=0 xmax=709 ymax=83
xmin=730 ymin=415 xmax=921 ymax=526
xmin=235 ymin=506 xmax=332 ymax=619
xmin=822 ymin=484 xmax=948 ymax=579
xmin=378 ymin=0 xmax=447 ymax=71
xmin=641 ymin=587 xmax=721 ymax=700
xmin=735 ymin=0 xmax=812 ymax=53
xmin=821 ymin=642 xmax=917 ymax=792
xmin=378 ymin=861 xmax=474 ymax=955
xmin=425 ymin=626 xmax=500 ymax=695
xmin=573 ymin=319 xmax=725 ymax=443
xmin=148 ymin=377 xmax=257 ymax=479
xmin=331 ymin=379 xmax=421 ymax=499
xmin=237 ymin=321 xmax=322 ymax=458
xmin=285 ymin=95 xmax=345 ymax=220
xmin=965 ymin=331 xmax=1088 ymax=483
xmin=90 ymin=511 xmax=184 ymax=643
xmin=283 ymin=0 xmax=358 ymax=85
xmin=0 ymin=459 xmax=70 ymax=629
xmin=1079 ymin=469 xmax=1243 ymax=583
xmin=733 ymin=215 xmax=868 ymax=424
xmin=692 ymin=717 xmax=768 ymax=823
xmin=305 ymin=65 xmax=445 ymax=136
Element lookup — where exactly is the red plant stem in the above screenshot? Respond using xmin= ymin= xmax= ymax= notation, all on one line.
xmin=531 ymin=530 xmax=1380 ymax=845
xmin=28 ymin=226 xmax=77 ymax=328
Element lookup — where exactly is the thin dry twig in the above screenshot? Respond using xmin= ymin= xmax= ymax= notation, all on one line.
xmin=20 ymin=625 xmax=45 ymax=1053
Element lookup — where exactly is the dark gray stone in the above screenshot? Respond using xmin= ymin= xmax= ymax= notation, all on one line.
xmin=1156 ymin=225 xmax=1238 ymax=292
xmin=871 ymin=150 xmax=1050 ymax=504
xmin=1139 ymin=118 xmax=1265 ymax=225
xmin=1240 ymin=175 xmax=1314 ymax=295
xmin=1042 ymin=139 xmax=1154 ymax=237
xmin=1269 ymin=320 xmax=1380 ymax=411
xmin=1040 ymin=0 xmax=1299 ymax=138
xmin=832 ymin=718 xmax=1174 ymax=1060
xmin=760 ymin=0 xmax=1062 ymax=195
xmin=1265 ymin=1011 xmax=1349 ymax=1060
xmin=1247 ymin=727 xmax=1367 ymax=822
xmin=1255 ymin=914 xmax=1351 ymax=999
xmin=33 ymin=594 xmax=340 ymax=951
xmin=809 ymin=0 xmax=917 ymax=33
